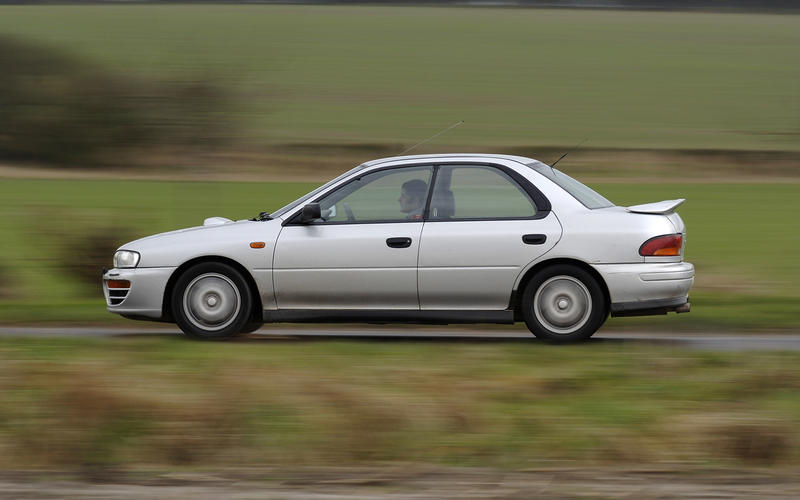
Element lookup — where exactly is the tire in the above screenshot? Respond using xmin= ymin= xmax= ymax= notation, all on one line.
xmin=521 ymin=264 xmax=607 ymax=343
xmin=240 ymin=322 xmax=264 ymax=334
xmin=171 ymin=262 xmax=253 ymax=339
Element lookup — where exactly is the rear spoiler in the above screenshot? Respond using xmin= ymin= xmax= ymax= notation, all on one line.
xmin=626 ymin=198 xmax=685 ymax=215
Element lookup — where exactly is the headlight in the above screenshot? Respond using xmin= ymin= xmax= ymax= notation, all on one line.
xmin=113 ymin=250 xmax=140 ymax=268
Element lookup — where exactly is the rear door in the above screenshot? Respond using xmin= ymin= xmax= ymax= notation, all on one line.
xmin=418 ymin=164 xmax=562 ymax=310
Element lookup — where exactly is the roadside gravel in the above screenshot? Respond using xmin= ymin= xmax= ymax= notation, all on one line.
xmin=2 ymin=468 xmax=800 ymax=499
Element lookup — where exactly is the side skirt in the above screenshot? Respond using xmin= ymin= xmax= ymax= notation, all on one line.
xmin=264 ymin=310 xmax=515 ymax=325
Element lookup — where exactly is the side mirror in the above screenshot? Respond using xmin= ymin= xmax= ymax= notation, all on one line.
xmin=299 ymin=203 xmax=322 ymax=223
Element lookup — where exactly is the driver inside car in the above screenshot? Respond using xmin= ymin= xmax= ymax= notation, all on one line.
xmin=398 ymin=179 xmax=427 ymax=220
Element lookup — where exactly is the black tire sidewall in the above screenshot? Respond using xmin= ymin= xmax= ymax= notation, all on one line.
xmin=521 ymin=264 xmax=607 ymax=342
xmin=171 ymin=262 xmax=253 ymax=339
xmin=240 ymin=322 xmax=264 ymax=334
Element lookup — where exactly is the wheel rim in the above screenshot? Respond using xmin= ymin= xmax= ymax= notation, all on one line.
xmin=182 ymin=273 xmax=241 ymax=332
xmin=533 ymin=275 xmax=592 ymax=335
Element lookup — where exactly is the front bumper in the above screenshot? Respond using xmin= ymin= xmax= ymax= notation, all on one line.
xmin=591 ymin=261 xmax=694 ymax=316
xmin=102 ymin=267 xmax=176 ymax=320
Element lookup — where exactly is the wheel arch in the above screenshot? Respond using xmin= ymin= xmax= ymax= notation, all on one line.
xmin=162 ymin=256 xmax=263 ymax=323
xmin=510 ymin=258 xmax=611 ymax=321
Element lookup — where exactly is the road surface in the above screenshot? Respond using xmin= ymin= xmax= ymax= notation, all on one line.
xmin=1 ymin=326 xmax=799 ymax=351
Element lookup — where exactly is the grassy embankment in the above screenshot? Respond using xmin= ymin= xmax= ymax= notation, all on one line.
xmin=1 ymin=335 xmax=799 ymax=473
xmin=0 ymin=179 xmax=797 ymax=330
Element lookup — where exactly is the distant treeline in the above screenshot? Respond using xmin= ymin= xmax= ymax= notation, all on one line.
xmin=1 ymin=0 xmax=799 ymax=10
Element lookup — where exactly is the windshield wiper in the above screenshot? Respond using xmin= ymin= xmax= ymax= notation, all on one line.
xmin=251 ymin=211 xmax=273 ymax=221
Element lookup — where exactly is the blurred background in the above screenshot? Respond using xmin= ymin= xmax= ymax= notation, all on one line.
xmin=0 ymin=1 xmax=798 ymax=330
xmin=1 ymin=0 xmax=799 ymax=488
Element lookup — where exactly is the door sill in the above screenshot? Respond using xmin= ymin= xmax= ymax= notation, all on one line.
xmin=264 ymin=309 xmax=515 ymax=325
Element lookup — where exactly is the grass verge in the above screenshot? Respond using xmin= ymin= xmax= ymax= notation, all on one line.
xmin=1 ymin=335 xmax=799 ymax=475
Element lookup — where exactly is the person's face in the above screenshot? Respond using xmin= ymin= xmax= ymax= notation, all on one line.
xmin=398 ymin=188 xmax=421 ymax=213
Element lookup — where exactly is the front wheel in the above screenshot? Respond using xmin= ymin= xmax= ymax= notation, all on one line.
xmin=240 ymin=322 xmax=264 ymax=334
xmin=171 ymin=262 xmax=253 ymax=339
xmin=521 ymin=264 xmax=607 ymax=343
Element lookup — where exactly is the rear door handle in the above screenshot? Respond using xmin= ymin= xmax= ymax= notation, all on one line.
xmin=386 ymin=237 xmax=412 ymax=248
xmin=522 ymin=234 xmax=547 ymax=245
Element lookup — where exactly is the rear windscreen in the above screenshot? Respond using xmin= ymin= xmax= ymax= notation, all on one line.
xmin=527 ymin=162 xmax=614 ymax=209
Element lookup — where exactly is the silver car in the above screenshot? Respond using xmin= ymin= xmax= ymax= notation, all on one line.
xmin=103 ymin=154 xmax=693 ymax=342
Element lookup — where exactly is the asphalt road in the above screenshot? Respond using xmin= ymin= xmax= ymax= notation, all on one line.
xmin=1 ymin=326 xmax=799 ymax=351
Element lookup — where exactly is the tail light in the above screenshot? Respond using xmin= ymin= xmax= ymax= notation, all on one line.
xmin=639 ymin=234 xmax=682 ymax=256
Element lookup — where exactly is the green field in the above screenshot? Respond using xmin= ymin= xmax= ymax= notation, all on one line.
xmin=1 ymin=336 xmax=799 ymax=471
xmin=0 ymin=178 xmax=797 ymax=330
xmin=0 ymin=5 xmax=798 ymax=151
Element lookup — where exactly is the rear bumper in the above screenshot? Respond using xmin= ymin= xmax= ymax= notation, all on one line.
xmin=591 ymin=262 xmax=694 ymax=316
xmin=610 ymin=296 xmax=690 ymax=317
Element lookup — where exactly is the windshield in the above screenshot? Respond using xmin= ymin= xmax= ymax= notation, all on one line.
xmin=271 ymin=164 xmax=368 ymax=218
xmin=527 ymin=162 xmax=614 ymax=209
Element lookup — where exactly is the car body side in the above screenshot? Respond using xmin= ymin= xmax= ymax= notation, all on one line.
xmin=103 ymin=154 xmax=693 ymax=323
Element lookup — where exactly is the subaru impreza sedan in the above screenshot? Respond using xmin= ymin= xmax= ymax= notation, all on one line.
xmin=103 ymin=154 xmax=693 ymax=342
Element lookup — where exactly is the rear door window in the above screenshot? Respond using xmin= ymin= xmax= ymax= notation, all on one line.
xmin=428 ymin=165 xmax=536 ymax=220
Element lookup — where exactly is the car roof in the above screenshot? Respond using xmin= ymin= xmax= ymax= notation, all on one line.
xmin=360 ymin=153 xmax=544 ymax=168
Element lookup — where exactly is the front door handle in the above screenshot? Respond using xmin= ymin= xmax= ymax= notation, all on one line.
xmin=386 ymin=237 xmax=412 ymax=248
xmin=522 ymin=234 xmax=547 ymax=245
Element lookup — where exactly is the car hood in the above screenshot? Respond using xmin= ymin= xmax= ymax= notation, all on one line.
xmin=116 ymin=217 xmax=285 ymax=268
xmin=122 ymin=219 xmax=252 ymax=247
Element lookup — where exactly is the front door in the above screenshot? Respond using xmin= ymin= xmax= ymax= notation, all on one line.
xmin=273 ymin=165 xmax=433 ymax=310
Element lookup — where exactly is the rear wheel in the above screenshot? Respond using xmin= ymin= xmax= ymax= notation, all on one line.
xmin=172 ymin=262 xmax=253 ymax=339
xmin=521 ymin=264 xmax=607 ymax=343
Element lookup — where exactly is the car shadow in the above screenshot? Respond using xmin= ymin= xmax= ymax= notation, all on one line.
xmin=230 ymin=331 xmax=683 ymax=347
xmin=100 ymin=328 xmax=684 ymax=348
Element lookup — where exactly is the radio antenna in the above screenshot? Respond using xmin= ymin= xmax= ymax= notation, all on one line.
xmin=550 ymin=138 xmax=588 ymax=169
xmin=400 ymin=120 xmax=464 ymax=155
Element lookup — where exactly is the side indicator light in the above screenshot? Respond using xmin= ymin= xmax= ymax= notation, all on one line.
xmin=639 ymin=234 xmax=682 ymax=256
xmin=107 ymin=280 xmax=131 ymax=289
xmin=250 ymin=242 xmax=266 ymax=249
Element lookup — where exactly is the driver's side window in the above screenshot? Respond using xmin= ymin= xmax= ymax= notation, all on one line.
xmin=317 ymin=166 xmax=433 ymax=223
